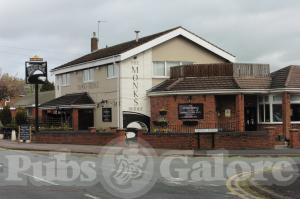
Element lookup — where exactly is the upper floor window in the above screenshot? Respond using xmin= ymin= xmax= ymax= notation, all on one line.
xmin=153 ymin=61 xmax=193 ymax=77
xmin=83 ymin=68 xmax=94 ymax=82
xmin=60 ymin=73 xmax=70 ymax=86
xmin=107 ymin=64 xmax=117 ymax=78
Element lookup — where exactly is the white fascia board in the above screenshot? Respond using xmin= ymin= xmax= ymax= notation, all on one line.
xmin=148 ymin=88 xmax=300 ymax=96
xmin=120 ymin=27 xmax=236 ymax=62
xmin=147 ymin=89 xmax=269 ymax=96
xmin=52 ymin=55 xmax=121 ymax=75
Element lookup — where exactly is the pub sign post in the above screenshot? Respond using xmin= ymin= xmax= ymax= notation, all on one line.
xmin=25 ymin=55 xmax=48 ymax=132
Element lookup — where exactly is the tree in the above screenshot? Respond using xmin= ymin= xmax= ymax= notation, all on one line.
xmin=40 ymin=80 xmax=55 ymax=92
xmin=0 ymin=73 xmax=25 ymax=100
xmin=15 ymin=108 xmax=28 ymax=126
xmin=0 ymin=106 xmax=12 ymax=126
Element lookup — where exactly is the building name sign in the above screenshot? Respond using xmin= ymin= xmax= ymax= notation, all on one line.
xmin=102 ymin=108 xmax=112 ymax=122
xmin=178 ymin=104 xmax=204 ymax=120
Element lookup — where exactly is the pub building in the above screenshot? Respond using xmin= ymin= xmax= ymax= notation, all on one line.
xmin=148 ymin=63 xmax=300 ymax=144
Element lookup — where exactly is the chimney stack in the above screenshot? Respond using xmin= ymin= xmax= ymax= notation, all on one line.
xmin=135 ymin=30 xmax=140 ymax=42
xmin=91 ymin=32 xmax=98 ymax=52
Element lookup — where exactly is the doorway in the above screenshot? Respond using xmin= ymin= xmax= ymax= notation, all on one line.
xmin=245 ymin=107 xmax=257 ymax=131
xmin=78 ymin=109 xmax=94 ymax=130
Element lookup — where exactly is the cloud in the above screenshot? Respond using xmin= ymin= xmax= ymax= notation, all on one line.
xmin=0 ymin=0 xmax=299 ymax=78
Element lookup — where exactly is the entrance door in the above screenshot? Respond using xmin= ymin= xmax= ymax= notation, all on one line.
xmin=78 ymin=109 xmax=94 ymax=130
xmin=245 ymin=107 xmax=257 ymax=131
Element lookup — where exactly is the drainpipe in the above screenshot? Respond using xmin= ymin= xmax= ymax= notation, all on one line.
xmin=115 ymin=56 xmax=121 ymax=129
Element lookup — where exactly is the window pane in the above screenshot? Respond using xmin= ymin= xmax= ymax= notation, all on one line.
xmin=166 ymin=61 xmax=180 ymax=76
xmin=107 ymin=65 xmax=114 ymax=77
xmin=291 ymin=95 xmax=300 ymax=102
xmin=264 ymin=96 xmax=269 ymax=103
xmin=89 ymin=69 xmax=94 ymax=80
xmin=153 ymin=62 xmax=165 ymax=76
xmin=265 ymin=104 xmax=270 ymax=122
xmin=259 ymin=104 xmax=264 ymax=122
xmin=273 ymin=95 xmax=282 ymax=103
xmin=273 ymin=104 xmax=282 ymax=122
xmin=291 ymin=104 xmax=300 ymax=121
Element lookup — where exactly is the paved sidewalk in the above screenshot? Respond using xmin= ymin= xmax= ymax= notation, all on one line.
xmin=0 ymin=140 xmax=300 ymax=157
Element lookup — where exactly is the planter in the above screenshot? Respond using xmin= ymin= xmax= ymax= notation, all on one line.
xmin=89 ymin=127 xmax=97 ymax=133
xmin=182 ymin=120 xmax=199 ymax=126
xmin=159 ymin=110 xmax=168 ymax=116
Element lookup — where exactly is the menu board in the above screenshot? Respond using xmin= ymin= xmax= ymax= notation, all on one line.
xmin=178 ymin=104 xmax=203 ymax=120
xmin=19 ymin=125 xmax=31 ymax=141
xmin=102 ymin=108 xmax=112 ymax=122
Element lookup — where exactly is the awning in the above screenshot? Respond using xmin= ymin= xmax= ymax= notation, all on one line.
xmin=40 ymin=92 xmax=95 ymax=109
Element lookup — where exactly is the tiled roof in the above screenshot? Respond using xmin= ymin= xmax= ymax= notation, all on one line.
xmin=271 ymin=66 xmax=291 ymax=88
xmin=151 ymin=76 xmax=239 ymax=92
xmin=150 ymin=65 xmax=300 ymax=93
xmin=14 ymin=91 xmax=55 ymax=107
xmin=234 ymin=77 xmax=271 ymax=89
xmin=52 ymin=27 xmax=180 ymax=71
xmin=40 ymin=92 xmax=94 ymax=108
xmin=271 ymin=66 xmax=300 ymax=88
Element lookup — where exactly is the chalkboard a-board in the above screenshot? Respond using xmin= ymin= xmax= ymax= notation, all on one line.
xmin=19 ymin=125 xmax=31 ymax=141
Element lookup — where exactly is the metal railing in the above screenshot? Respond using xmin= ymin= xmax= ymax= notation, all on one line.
xmin=151 ymin=121 xmax=239 ymax=133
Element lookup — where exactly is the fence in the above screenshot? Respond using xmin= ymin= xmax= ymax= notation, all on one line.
xmin=27 ymin=117 xmax=73 ymax=131
xmin=151 ymin=121 xmax=239 ymax=133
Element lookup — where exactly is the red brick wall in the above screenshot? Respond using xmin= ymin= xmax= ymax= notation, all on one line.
xmin=150 ymin=95 xmax=217 ymax=127
xmin=32 ymin=129 xmax=126 ymax=146
xmin=137 ymin=129 xmax=275 ymax=150
xmin=290 ymin=129 xmax=300 ymax=148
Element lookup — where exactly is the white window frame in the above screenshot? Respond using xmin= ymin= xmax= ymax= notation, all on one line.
xmin=60 ymin=73 xmax=70 ymax=86
xmin=290 ymin=95 xmax=300 ymax=123
xmin=83 ymin=68 xmax=94 ymax=83
xmin=152 ymin=61 xmax=193 ymax=78
xmin=107 ymin=64 xmax=117 ymax=79
xmin=257 ymin=94 xmax=282 ymax=124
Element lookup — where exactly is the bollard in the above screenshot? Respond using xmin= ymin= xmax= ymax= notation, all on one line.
xmin=11 ymin=130 xmax=17 ymax=141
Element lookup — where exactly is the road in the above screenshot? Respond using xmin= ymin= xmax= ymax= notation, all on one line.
xmin=0 ymin=148 xmax=298 ymax=199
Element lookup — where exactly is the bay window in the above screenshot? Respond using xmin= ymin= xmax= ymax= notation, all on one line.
xmin=291 ymin=95 xmax=300 ymax=122
xmin=258 ymin=95 xmax=282 ymax=123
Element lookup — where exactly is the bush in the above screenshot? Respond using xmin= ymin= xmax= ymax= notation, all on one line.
xmin=15 ymin=108 xmax=28 ymax=126
xmin=0 ymin=106 xmax=12 ymax=126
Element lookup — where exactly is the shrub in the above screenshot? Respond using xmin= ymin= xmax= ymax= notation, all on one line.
xmin=15 ymin=108 xmax=28 ymax=126
xmin=0 ymin=106 xmax=12 ymax=126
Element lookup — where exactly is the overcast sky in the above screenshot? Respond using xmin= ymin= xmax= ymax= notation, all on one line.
xmin=0 ymin=0 xmax=299 ymax=79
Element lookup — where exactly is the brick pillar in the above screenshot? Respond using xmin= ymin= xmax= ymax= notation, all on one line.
xmin=282 ymin=92 xmax=291 ymax=139
xmin=236 ymin=94 xmax=245 ymax=132
xmin=290 ymin=129 xmax=300 ymax=148
xmin=72 ymin=109 xmax=79 ymax=131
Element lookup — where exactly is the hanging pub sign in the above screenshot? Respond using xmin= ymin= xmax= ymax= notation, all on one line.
xmin=25 ymin=55 xmax=48 ymax=84
xmin=178 ymin=104 xmax=204 ymax=120
xmin=102 ymin=107 xmax=112 ymax=122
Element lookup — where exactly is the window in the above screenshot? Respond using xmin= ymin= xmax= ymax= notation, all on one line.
xmin=60 ymin=73 xmax=70 ymax=86
xmin=153 ymin=61 xmax=193 ymax=77
xmin=291 ymin=104 xmax=300 ymax=121
xmin=291 ymin=95 xmax=300 ymax=122
xmin=153 ymin=61 xmax=165 ymax=76
xmin=107 ymin=64 xmax=117 ymax=78
xmin=83 ymin=68 xmax=94 ymax=82
xmin=258 ymin=95 xmax=281 ymax=123
xmin=273 ymin=104 xmax=282 ymax=122
xmin=166 ymin=61 xmax=180 ymax=76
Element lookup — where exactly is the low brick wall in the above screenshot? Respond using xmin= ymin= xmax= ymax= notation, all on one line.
xmin=137 ymin=132 xmax=197 ymax=150
xmin=290 ymin=129 xmax=300 ymax=148
xmin=137 ymin=128 xmax=276 ymax=150
xmin=32 ymin=129 xmax=126 ymax=146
